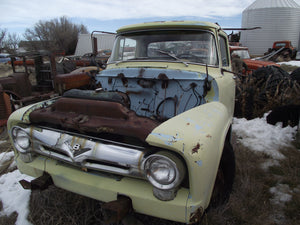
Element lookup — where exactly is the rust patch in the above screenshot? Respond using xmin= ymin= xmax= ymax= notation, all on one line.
xmin=157 ymin=73 xmax=169 ymax=89
xmin=138 ymin=68 xmax=145 ymax=78
xmin=29 ymin=97 xmax=160 ymax=141
xmin=157 ymin=73 xmax=169 ymax=80
xmin=187 ymin=123 xmax=190 ymax=126
xmin=206 ymin=134 xmax=212 ymax=139
xmin=102 ymin=196 xmax=132 ymax=224
xmin=192 ymin=143 xmax=200 ymax=154
xmin=189 ymin=207 xmax=203 ymax=223
xmin=117 ymin=73 xmax=128 ymax=87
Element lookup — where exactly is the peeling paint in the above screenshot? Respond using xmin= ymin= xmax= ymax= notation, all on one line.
xmin=150 ymin=132 xmax=183 ymax=146
xmin=22 ymin=98 xmax=58 ymax=123
xmin=96 ymin=127 xmax=114 ymax=133
xmin=195 ymin=160 xmax=202 ymax=166
xmin=206 ymin=134 xmax=212 ymax=139
xmin=185 ymin=117 xmax=204 ymax=132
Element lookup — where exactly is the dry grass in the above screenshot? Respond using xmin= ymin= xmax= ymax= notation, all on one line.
xmin=0 ymin=63 xmax=13 ymax=78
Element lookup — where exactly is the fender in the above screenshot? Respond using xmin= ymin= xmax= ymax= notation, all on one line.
xmin=146 ymin=101 xmax=232 ymax=210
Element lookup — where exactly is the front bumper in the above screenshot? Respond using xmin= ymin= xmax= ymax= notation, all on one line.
xmin=16 ymin=155 xmax=192 ymax=223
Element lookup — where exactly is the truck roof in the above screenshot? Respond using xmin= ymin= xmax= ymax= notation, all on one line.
xmin=116 ymin=21 xmax=221 ymax=34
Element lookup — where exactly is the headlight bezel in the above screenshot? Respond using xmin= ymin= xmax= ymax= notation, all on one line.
xmin=143 ymin=151 xmax=186 ymax=190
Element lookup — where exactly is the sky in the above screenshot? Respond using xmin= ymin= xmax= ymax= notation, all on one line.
xmin=0 ymin=0 xmax=266 ymax=37
xmin=0 ymin=108 xmax=299 ymax=225
xmin=1 ymin=0 xmax=300 ymax=38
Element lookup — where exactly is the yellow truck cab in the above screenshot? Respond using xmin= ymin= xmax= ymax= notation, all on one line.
xmin=8 ymin=21 xmax=235 ymax=224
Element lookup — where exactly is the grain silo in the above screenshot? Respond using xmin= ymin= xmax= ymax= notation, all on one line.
xmin=240 ymin=0 xmax=300 ymax=56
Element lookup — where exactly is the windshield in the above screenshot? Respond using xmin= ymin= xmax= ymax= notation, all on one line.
xmin=108 ymin=30 xmax=218 ymax=66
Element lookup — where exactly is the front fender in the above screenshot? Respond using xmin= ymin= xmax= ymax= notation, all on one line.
xmin=146 ymin=101 xmax=232 ymax=210
xmin=7 ymin=98 xmax=58 ymax=131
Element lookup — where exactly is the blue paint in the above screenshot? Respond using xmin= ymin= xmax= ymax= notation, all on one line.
xmin=96 ymin=67 xmax=219 ymax=120
xmin=98 ymin=68 xmax=205 ymax=80
xmin=195 ymin=124 xmax=202 ymax=130
xmin=195 ymin=160 xmax=203 ymax=166
xmin=150 ymin=132 xmax=183 ymax=146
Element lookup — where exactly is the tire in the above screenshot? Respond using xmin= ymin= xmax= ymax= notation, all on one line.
xmin=210 ymin=141 xmax=235 ymax=207
xmin=252 ymin=66 xmax=290 ymax=97
xmin=290 ymin=67 xmax=300 ymax=84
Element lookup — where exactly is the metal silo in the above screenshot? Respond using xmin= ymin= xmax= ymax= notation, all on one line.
xmin=240 ymin=0 xmax=300 ymax=56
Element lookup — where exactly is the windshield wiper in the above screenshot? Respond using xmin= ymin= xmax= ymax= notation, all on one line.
xmin=156 ymin=50 xmax=189 ymax=67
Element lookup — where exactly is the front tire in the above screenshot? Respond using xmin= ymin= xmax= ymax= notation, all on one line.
xmin=210 ymin=141 xmax=235 ymax=207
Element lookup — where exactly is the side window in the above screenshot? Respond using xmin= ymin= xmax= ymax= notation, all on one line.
xmin=120 ymin=38 xmax=136 ymax=60
xmin=219 ymin=35 xmax=229 ymax=67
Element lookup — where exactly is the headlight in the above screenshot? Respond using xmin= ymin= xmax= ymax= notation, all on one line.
xmin=143 ymin=151 xmax=185 ymax=190
xmin=12 ymin=127 xmax=31 ymax=152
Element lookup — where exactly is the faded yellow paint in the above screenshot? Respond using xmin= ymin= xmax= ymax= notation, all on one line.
xmin=146 ymin=102 xmax=232 ymax=210
xmin=15 ymin=155 xmax=190 ymax=223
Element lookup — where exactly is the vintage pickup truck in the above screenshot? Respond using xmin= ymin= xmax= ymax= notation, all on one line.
xmin=8 ymin=21 xmax=235 ymax=224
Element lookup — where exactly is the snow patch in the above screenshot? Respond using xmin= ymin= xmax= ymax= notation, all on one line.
xmin=232 ymin=115 xmax=297 ymax=160
xmin=278 ymin=60 xmax=300 ymax=67
xmin=0 ymin=170 xmax=34 ymax=225
xmin=0 ymin=151 xmax=14 ymax=166
xmin=261 ymin=159 xmax=280 ymax=171
xmin=270 ymin=184 xmax=292 ymax=205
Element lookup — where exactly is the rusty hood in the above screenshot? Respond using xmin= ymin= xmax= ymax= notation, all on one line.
xmin=28 ymin=91 xmax=160 ymax=142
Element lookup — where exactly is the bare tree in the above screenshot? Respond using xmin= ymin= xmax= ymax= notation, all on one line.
xmin=0 ymin=28 xmax=7 ymax=52
xmin=24 ymin=16 xmax=88 ymax=55
xmin=3 ymin=33 xmax=20 ymax=54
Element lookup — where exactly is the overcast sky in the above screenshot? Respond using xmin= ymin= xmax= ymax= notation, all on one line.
xmin=1 ymin=0 xmax=300 ymax=36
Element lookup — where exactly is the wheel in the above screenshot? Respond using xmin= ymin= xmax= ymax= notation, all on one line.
xmin=210 ymin=141 xmax=235 ymax=207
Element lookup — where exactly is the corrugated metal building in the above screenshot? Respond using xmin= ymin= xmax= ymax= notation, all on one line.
xmin=240 ymin=0 xmax=300 ymax=56
xmin=75 ymin=33 xmax=116 ymax=56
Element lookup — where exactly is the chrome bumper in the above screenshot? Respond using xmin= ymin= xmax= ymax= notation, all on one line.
xmin=13 ymin=126 xmax=149 ymax=178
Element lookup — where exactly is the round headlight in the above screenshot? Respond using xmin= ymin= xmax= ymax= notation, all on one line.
xmin=149 ymin=158 xmax=176 ymax=184
xmin=13 ymin=128 xmax=31 ymax=150
xmin=144 ymin=152 xmax=185 ymax=190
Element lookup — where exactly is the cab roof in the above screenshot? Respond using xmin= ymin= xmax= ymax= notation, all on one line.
xmin=117 ymin=21 xmax=221 ymax=34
